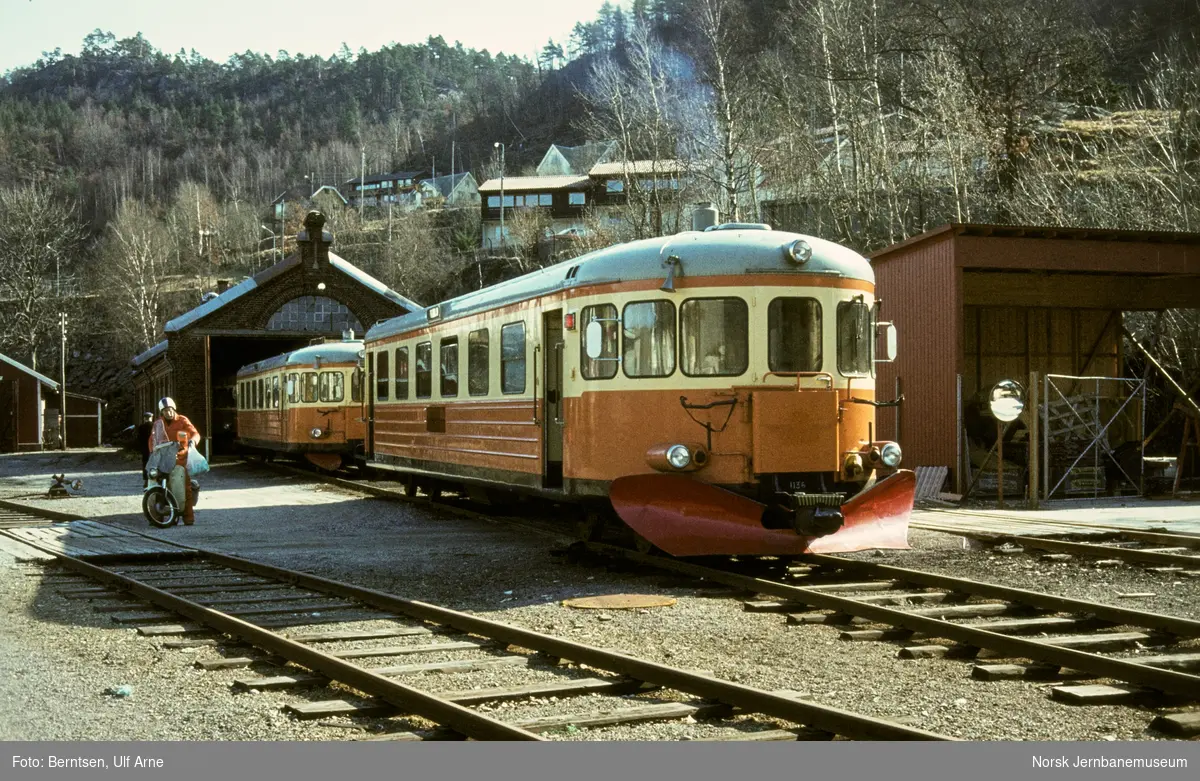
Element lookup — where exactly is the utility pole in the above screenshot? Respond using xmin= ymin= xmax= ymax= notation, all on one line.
xmin=494 ymin=142 xmax=505 ymax=250
xmin=59 ymin=312 xmax=67 ymax=451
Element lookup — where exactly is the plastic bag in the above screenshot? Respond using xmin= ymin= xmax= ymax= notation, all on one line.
xmin=186 ymin=446 xmax=210 ymax=476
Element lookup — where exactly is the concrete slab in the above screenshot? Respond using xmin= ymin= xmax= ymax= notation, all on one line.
xmin=913 ymin=496 xmax=1200 ymax=538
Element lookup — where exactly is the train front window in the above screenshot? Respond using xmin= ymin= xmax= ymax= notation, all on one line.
xmin=501 ymin=323 xmax=526 ymax=394
xmin=376 ymin=351 xmax=390 ymax=401
xmin=768 ymin=298 xmax=823 ymax=372
xmin=837 ymin=299 xmax=873 ymax=376
xmin=302 ymin=372 xmax=319 ymax=403
xmin=396 ymin=347 xmax=409 ymax=400
xmin=622 ymin=300 xmax=675 ymax=378
xmin=581 ymin=304 xmax=618 ymax=380
xmin=319 ymin=371 xmax=345 ymax=402
xmin=681 ymin=298 xmax=748 ymax=377
xmin=440 ymin=337 xmax=459 ymax=397
xmin=351 ymin=369 xmax=362 ymax=403
xmin=416 ymin=342 xmax=432 ymax=398
xmin=468 ymin=329 xmax=489 ymax=396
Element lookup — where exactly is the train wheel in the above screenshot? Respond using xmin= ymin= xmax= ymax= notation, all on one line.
xmin=575 ymin=509 xmax=606 ymax=543
xmin=633 ymin=532 xmax=660 ymax=556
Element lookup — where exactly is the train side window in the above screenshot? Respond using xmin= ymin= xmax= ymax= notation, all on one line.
xmin=273 ymin=376 xmax=281 ymax=408
xmin=440 ymin=337 xmax=459 ymax=398
xmin=319 ymin=371 xmax=344 ymax=402
xmin=681 ymin=298 xmax=749 ymax=377
xmin=376 ymin=350 xmax=390 ymax=401
xmin=287 ymin=373 xmax=299 ymax=403
xmin=622 ymin=301 xmax=676 ymax=378
xmin=415 ymin=342 xmax=432 ymax=398
xmin=768 ymin=297 xmax=823 ymax=373
xmin=256 ymin=378 xmax=263 ymax=409
xmin=351 ymin=369 xmax=362 ymax=403
xmin=302 ymin=372 xmax=319 ymax=403
xmin=395 ymin=347 xmax=409 ymax=400
xmin=581 ymin=304 xmax=618 ymax=380
xmin=500 ymin=322 xmax=526 ymax=394
xmin=837 ymin=299 xmax=873 ymax=376
xmin=468 ymin=328 xmax=489 ymax=396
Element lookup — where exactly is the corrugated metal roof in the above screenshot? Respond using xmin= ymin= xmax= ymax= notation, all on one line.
xmin=0 ymin=352 xmax=59 ymax=390
xmin=367 ymin=228 xmax=873 ymax=342
xmin=131 ymin=340 xmax=168 ymax=368
xmin=478 ymin=175 xmax=591 ymax=193
xmin=589 ymin=160 xmax=684 ymax=176
xmin=237 ymin=340 xmax=363 ymax=377
xmin=328 ymin=256 xmax=422 ymax=310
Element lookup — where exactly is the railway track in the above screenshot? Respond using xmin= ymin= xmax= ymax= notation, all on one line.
xmin=580 ymin=543 xmax=1200 ymax=738
xmin=913 ymin=514 xmax=1200 ymax=573
xmin=1 ymin=507 xmax=948 ymax=742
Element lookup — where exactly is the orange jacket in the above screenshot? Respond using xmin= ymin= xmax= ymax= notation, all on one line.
xmin=149 ymin=414 xmax=201 ymax=465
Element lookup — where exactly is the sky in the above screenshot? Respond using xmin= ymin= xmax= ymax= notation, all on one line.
xmin=0 ymin=0 xmax=612 ymax=73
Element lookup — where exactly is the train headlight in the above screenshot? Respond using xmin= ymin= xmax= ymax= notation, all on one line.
xmin=880 ymin=442 xmax=903 ymax=468
xmin=310 ymin=427 xmax=323 ymax=439
xmin=666 ymin=444 xmax=692 ymax=470
xmin=786 ymin=239 xmax=812 ymax=264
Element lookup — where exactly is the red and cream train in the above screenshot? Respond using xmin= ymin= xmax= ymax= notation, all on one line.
xmin=235 ymin=224 xmax=916 ymax=556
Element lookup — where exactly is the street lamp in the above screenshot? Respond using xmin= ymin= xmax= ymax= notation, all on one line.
xmin=493 ymin=141 xmax=505 ymax=249
xmin=260 ymin=225 xmax=277 ymax=265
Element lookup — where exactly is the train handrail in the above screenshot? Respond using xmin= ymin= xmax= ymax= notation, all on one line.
xmin=762 ymin=371 xmax=835 ymax=390
xmin=532 ymin=344 xmax=540 ymax=424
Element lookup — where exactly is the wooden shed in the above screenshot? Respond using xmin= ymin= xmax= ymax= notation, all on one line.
xmin=870 ymin=223 xmax=1200 ymax=494
xmin=0 ymin=352 xmax=58 ymax=452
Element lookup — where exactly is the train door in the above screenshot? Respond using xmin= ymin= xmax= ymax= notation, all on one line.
xmin=365 ymin=351 xmax=375 ymax=455
xmin=543 ymin=310 xmax=564 ymax=488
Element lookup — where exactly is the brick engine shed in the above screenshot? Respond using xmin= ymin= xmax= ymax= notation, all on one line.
xmin=131 ymin=212 xmax=418 ymax=455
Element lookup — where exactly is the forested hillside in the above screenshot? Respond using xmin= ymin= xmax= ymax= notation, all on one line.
xmin=1 ymin=0 xmax=1198 ymax=430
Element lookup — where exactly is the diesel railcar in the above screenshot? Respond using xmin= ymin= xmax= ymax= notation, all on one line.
xmin=361 ymin=224 xmax=915 ymax=557
xmin=235 ymin=340 xmax=366 ymax=470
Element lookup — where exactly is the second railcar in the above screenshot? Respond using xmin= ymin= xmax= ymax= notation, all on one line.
xmin=235 ymin=340 xmax=366 ymax=470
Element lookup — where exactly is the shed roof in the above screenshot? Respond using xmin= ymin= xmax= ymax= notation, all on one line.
xmin=131 ymin=340 xmax=168 ymax=368
xmin=163 ymin=254 xmax=420 ymax=333
xmin=0 ymin=352 xmax=58 ymax=390
xmin=871 ymin=222 xmax=1200 ymax=261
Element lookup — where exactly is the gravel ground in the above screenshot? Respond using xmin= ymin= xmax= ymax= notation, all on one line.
xmin=1 ymin=449 xmax=1198 ymax=741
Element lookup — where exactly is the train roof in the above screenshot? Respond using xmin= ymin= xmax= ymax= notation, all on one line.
xmin=366 ymin=226 xmax=873 ymax=342
xmin=237 ymin=340 xmax=363 ymax=377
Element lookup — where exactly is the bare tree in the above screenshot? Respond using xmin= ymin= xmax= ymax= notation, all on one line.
xmin=0 ymin=186 xmax=85 ymax=369
xmin=101 ymin=199 xmax=173 ymax=353
xmin=578 ymin=21 xmax=699 ymax=239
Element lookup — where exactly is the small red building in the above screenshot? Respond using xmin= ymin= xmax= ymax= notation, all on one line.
xmin=870 ymin=223 xmax=1200 ymax=495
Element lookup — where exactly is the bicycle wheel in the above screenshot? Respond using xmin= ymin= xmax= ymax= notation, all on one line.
xmin=143 ymin=486 xmax=179 ymax=527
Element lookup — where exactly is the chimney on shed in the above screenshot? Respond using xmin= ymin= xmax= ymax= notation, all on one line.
xmin=216 ymin=279 xmax=232 ymax=294
xmin=298 ymin=210 xmax=333 ymax=270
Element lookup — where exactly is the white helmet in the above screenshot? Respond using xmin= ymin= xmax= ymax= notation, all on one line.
xmin=157 ymin=397 xmax=177 ymax=413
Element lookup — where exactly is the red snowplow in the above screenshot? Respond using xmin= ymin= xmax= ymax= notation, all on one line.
xmin=609 ymin=470 xmax=915 ymax=557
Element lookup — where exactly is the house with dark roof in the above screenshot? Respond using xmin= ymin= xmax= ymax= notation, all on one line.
xmin=345 ymin=170 xmax=431 ymax=208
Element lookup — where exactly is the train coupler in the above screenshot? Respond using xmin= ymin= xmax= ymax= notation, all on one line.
xmin=785 ymin=492 xmax=845 ymax=537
